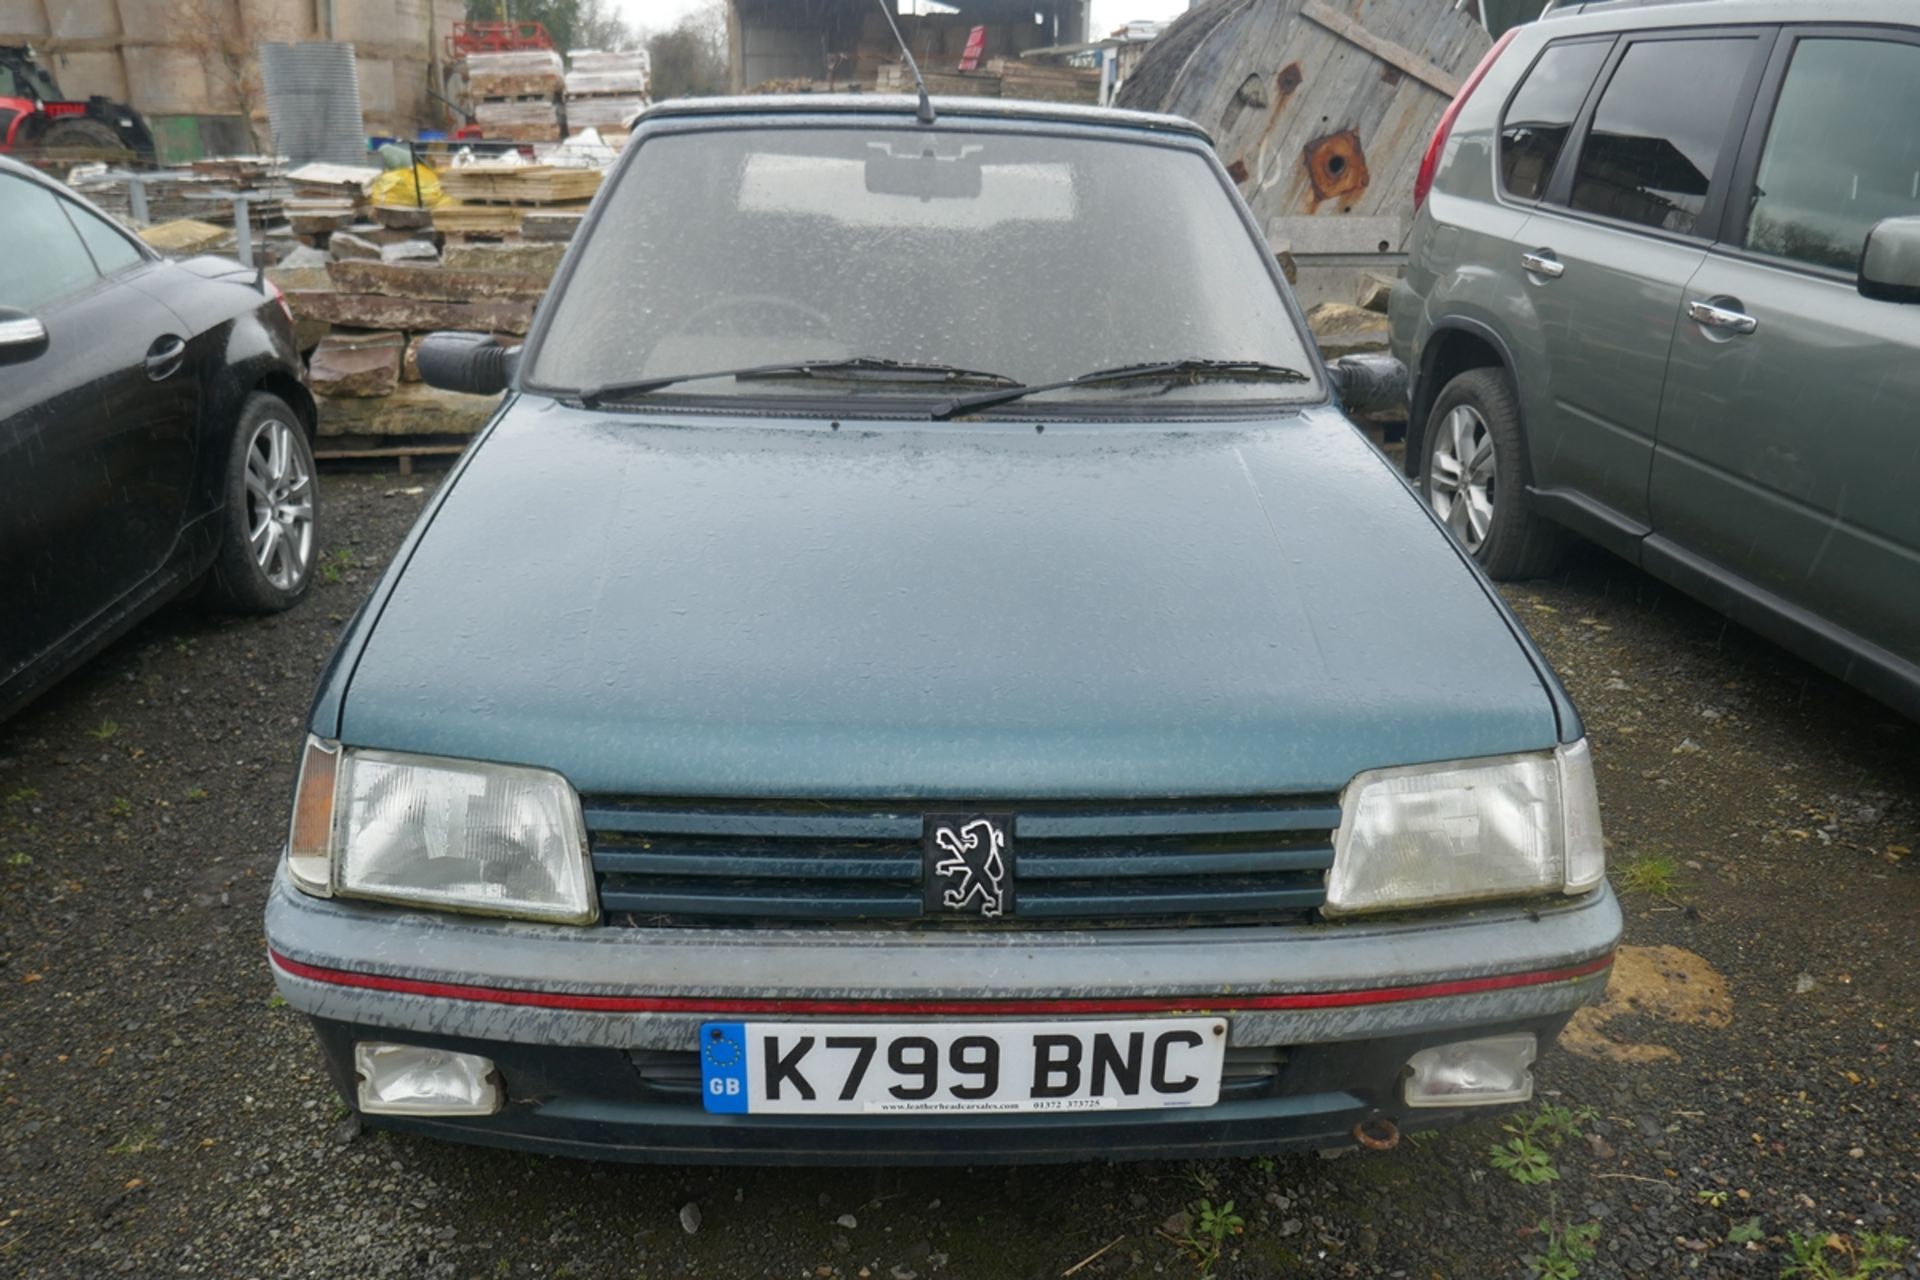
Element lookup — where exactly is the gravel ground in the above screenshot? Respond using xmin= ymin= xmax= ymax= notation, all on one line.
xmin=1 ymin=472 xmax=1915 ymax=1280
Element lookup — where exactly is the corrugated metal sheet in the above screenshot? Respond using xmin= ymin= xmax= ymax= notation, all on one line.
xmin=260 ymin=41 xmax=366 ymax=169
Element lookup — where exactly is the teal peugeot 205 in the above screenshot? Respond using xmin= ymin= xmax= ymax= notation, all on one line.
xmin=264 ymin=89 xmax=1621 ymax=1164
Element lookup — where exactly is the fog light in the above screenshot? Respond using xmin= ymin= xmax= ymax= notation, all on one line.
xmin=354 ymin=1042 xmax=500 ymax=1116
xmin=1403 ymin=1033 xmax=1536 ymax=1108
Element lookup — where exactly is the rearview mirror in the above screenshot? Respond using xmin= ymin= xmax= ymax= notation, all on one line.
xmin=865 ymin=145 xmax=984 ymax=201
xmin=1859 ymin=216 xmax=1920 ymax=304
xmin=0 ymin=307 xmax=48 ymax=363
xmin=415 ymin=331 xmax=517 ymax=395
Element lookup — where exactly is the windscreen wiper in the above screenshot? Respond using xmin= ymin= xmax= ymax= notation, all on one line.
xmin=928 ymin=358 xmax=1313 ymax=421
xmin=576 ymin=357 xmax=1018 ymax=408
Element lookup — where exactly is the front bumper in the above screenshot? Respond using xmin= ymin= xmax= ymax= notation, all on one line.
xmin=266 ymin=868 xmax=1620 ymax=1164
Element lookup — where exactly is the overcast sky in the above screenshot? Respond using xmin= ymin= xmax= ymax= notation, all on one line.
xmin=619 ymin=0 xmax=1196 ymax=40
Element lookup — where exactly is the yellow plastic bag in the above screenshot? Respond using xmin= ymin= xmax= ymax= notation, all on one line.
xmin=370 ymin=164 xmax=446 ymax=209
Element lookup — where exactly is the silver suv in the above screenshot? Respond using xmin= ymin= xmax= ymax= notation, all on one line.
xmin=1390 ymin=0 xmax=1920 ymax=719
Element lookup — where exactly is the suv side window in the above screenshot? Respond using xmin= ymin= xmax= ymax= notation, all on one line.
xmin=62 ymin=199 xmax=146 ymax=277
xmin=1500 ymin=39 xmax=1610 ymax=202
xmin=0 ymin=173 xmax=103 ymax=311
xmin=1568 ymin=36 xmax=1756 ymax=236
xmin=1744 ymin=37 xmax=1920 ymax=273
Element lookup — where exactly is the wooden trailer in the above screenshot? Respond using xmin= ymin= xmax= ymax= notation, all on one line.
xmin=1116 ymin=0 xmax=1493 ymax=308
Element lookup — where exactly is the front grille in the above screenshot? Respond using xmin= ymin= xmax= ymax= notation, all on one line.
xmin=584 ymin=796 xmax=1338 ymax=929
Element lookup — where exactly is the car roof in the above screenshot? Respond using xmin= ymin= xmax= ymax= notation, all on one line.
xmin=1542 ymin=0 xmax=1919 ymax=28
xmin=635 ymin=93 xmax=1212 ymax=144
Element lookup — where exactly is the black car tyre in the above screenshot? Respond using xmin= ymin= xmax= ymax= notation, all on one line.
xmin=204 ymin=393 xmax=318 ymax=613
xmin=1421 ymin=367 xmax=1564 ymax=581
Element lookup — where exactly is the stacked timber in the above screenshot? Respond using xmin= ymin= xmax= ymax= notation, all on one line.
xmin=564 ymin=49 xmax=649 ymax=142
xmin=987 ymin=57 xmax=1100 ymax=104
xmin=872 ymin=57 xmax=1098 ymax=104
xmin=468 ymin=50 xmax=566 ymax=143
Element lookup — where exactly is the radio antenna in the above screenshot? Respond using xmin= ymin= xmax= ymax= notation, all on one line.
xmin=876 ymin=0 xmax=936 ymax=124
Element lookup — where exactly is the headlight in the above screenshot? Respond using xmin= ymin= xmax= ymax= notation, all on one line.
xmin=285 ymin=736 xmax=596 ymax=924
xmin=1324 ymin=740 xmax=1604 ymax=916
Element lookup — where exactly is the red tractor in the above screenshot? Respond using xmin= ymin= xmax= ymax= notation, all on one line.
xmin=0 ymin=45 xmax=156 ymax=164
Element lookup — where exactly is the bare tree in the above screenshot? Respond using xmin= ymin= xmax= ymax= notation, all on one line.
xmin=170 ymin=0 xmax=262 ymax=152
xmin=646 ymin=1 xmax=727 ymax=99
xmin=575 ymin=0 xmax=636 ymax=52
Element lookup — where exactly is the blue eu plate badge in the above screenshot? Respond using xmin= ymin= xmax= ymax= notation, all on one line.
xmin=700 ymin=1022 xmax=749 ymax=1113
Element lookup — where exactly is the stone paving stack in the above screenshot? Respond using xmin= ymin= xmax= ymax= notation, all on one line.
xmin=269 ymin=233 xmax=569 ymax=456
xmin=286 ymin=162 xmax=380 ymax=240
xmin=564 ymin=49 xmax=649 ymax=146
xmin=433 ymin=163 xmax=601 ymax=242
xmin=468 ymin=49 xmax=567 ymax=144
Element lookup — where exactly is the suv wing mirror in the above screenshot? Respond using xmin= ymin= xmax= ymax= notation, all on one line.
xmin=0 ymin=307 xmax=49 ymax=362
xmin=415 ymin=331 xmax=518 ymax=395
xmin=1859 ymin=216 xmax=1920 ymax=304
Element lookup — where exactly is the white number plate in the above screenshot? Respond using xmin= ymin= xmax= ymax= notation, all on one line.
xmin=697 ymin=1018 xmax=1227 ymax=1115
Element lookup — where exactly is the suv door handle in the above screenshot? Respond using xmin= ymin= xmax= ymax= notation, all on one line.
xmin=1520 ymin=250 xmax=1564 ymax=279
xmin=1686 ymin=299 xmax=1757 ymax=335
xmin=145 ymin=335 xmax=187 ymax=381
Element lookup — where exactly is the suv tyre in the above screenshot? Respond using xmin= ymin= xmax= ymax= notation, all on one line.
xmin=1421 ymin=367 xmax=1564 ymax=581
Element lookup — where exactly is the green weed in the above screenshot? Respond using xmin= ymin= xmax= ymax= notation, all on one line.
xmin=1728 ymin=1218 xmax=1765 ymax=1246
xmin=108 ymin=1129 xmax=160 ymax=1155
xmin=5 ymin=851 xmax=30 ymax=868
xmin=107 ymin=797 xmax=132 ymax=819
xmin=318 ymin=549 xmax=355 ymax=585
xmin=1534 ymin=1220 xmax=1601 ymax=1280
xmin=1619 ymin=853 xmax=1681 ymax=897
xmin=86 ymin=719 xmax=119 ymax=741
xmin=3 ymin=787 xmax=37 ymax=807
xmin=1490 ymin=1104 xmax=1596 ymax=1186
xmin=1183 ymin=1198 xmax=1244 ymax=1278
xmin=1783 ymin=1232 xmax=1911 ymax=1279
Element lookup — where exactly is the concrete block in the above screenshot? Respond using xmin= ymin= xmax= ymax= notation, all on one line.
xmin=331 ymin=0 xmax=422 ymax=45
xmin=47 ymin=49 xmax=128 ymax=102
xmin=241 ymin=0 xmax=312 ymax=43
xmin=121 ymin=46 xmax=219 ymax=114
xmin=49 ymin=0 xmax=116 ymax=39
xmin=0 ymin=0 xmax=49 ymax=41
xmin=356 ymin=55 xmax=395 ymax=120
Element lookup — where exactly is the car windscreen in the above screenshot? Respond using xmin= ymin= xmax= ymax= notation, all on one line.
xmin=524 ymin=124 xmax=1317 ymax=407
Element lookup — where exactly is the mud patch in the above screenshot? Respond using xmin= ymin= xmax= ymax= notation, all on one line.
xmin=1563 ymin=944 xmax=1732 ymax=1063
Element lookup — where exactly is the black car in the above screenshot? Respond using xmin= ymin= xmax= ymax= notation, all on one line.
xmin=0 ymin=156 xmax=320 ymax=721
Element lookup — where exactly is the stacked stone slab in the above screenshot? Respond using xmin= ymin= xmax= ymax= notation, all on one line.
xmin=563 ymin=48 xmax=649 ymax=143
xmin=468 ymin=49 xmax=565 ymax=143
xmin=268 ymin=239 xmax=569 ymax=440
